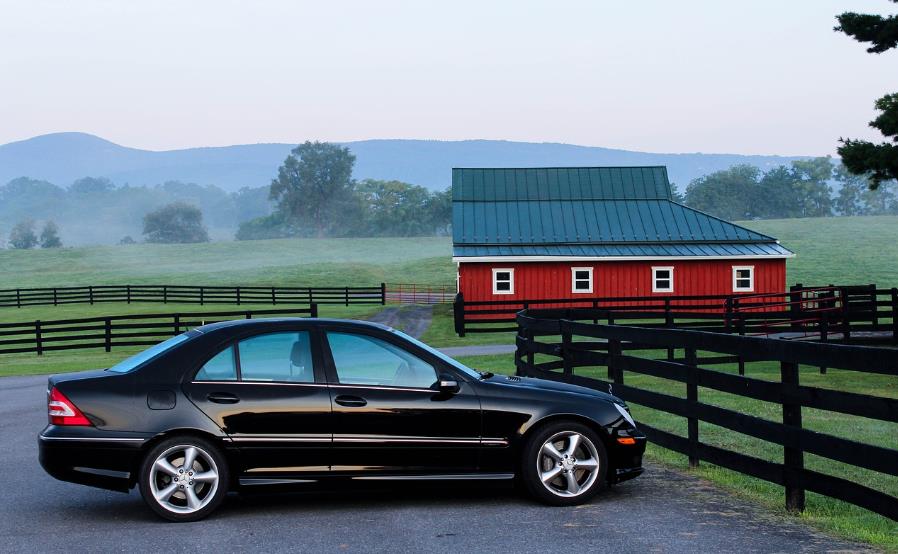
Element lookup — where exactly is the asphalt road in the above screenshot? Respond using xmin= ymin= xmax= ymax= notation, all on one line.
xmin=0 ymin=374 xmax=872 ymax=554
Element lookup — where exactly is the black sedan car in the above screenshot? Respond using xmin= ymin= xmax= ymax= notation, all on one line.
xmin=39 ymin=318 xmax=645 ymax=521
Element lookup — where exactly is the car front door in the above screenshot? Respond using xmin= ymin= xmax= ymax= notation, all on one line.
xmin=184 ymin=328 xmax=332 ymax=480
xmin=321 ymin=327 xmax=482 ymax=475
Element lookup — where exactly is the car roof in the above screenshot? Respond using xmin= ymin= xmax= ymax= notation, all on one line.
xmin=193 ymin=317 xmax=395 ymax=334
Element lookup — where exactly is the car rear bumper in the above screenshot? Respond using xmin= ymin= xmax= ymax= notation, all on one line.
xmin=38 ymin=426 xmax=148 ymax=492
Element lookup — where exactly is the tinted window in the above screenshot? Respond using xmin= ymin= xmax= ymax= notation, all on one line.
xmin=195 ymin=346 xmax=237 ymax=381
xmin=239 ymin=331 xmax=314 ymax=383
xmin=107 ymin=334 xmax=190 ymax=373
xmin=327 ymin=332 xmax=437 ymax=389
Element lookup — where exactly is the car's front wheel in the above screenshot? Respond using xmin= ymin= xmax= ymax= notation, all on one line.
xmin=138 ymin=436 xmax=229 ymax=522
xmin=520 ymin=421 xmax=607 ymax=506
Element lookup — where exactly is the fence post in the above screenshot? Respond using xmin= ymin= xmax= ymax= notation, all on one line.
xmin=736 ymin=314 xmax=746 ymax=376
xmin=311 ymin=303 xmax=319 ymax=318
xmin=53 ymin=288 xmax=57 ymax=306
xmin=16 ymin=289 xmax=21 ymax=308
xmin=453 ymin=293 xmax=465 ymax=337
xmin=200 ymin=287 xmax=205 ymax=306
xmin=380 ymin=282 xmax=386 ymax=305
xmin=789 ymin=284 xmax=802 ymax=331
xmin=724 ymin=297 xmax=733 ymax=333
xmin=163 ymin=286 xmax=168 ymax=304
xmin=236 ymin=287 xmax=241 ymax=306
xmin=781 ymin=360 xmax=805 ymax=513
xmin=345 ymin=287 xmax=349 ymax=307
xmin=104 ymin=318 xmax=112 ymax=352
xmin=89 ymin=286 xmax=94 ymax=305
xmin=892 ymin=288 xmax=898 ymax=344
xmin=869 ymin=284 xmax=878 ymax=329
xmin=35 ymin=320 xmax=43 ymax=356
xmin=819 ymin=310 xmax=828 ymax=374
xmin=246 ymin=311 xmax=251 ymax=320
xmin=841 ymin=287 xmax=851 ymax=344
xmin=562 ymin=324 xmax=573 ymax=377
xmin=665 ymin=299 xmax=674 ymax=361
xmin=173 ymin=315 xmax=180 ymax=335
xmin=271 ymin=287 xmax=277 ymax=305
xmin=609 ymin=337 xmax=623 ymax=384
xmin=126 ymin=285 xmax=131 ymax=304
xmin=685 ymin=347 xmax=699 ymax=468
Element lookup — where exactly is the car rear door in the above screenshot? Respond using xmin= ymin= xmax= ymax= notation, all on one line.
xmin=320 ymin=326 xmax=482 ymax=475
xmin=184 ymin=326 xmax=333 ymax=479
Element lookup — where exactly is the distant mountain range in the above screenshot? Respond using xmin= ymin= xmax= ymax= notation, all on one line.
xmin=0 ymin=132 xmax=816 ymax=192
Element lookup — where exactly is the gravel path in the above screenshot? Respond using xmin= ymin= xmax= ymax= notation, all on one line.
xmin=366 ymin=305 xmax=434 ymax=338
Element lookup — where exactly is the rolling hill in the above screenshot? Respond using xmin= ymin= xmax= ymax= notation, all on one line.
xmin=0 ymin=132 xmax=815 ymax=192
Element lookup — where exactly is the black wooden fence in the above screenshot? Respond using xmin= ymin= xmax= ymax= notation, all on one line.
xmin=454 ymin=284 xmax=898 ymax=338
xmin=514 ymin=309 xmax=898 ymax=521
xmin=0 ymin=306 xmax=317 ymax=356
xmin=0 ymin=284 xmax=386 ymax=308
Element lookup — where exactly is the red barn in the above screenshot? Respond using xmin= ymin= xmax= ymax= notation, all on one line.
xmin=452 ymin=167 xmax=794 ymax=304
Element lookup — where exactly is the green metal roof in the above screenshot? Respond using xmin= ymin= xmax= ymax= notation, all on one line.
xmin=452 ymin=167 xmax=793 ymax=259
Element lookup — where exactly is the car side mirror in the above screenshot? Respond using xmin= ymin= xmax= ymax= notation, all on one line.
xmin=438 ymin=373 xmax=460 ymax=394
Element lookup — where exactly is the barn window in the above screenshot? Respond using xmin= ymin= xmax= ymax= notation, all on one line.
xmin=652 ymin=266 xmax=674 ymax=293
xmin=571 ymin=267 xmax=593 ymax=294
xmin=492 ymin=268 xmax=514 ymax=295
xmin=732 ymin=266 xmax=754 ymax=292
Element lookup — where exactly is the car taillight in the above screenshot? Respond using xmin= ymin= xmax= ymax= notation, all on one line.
xmin=48 ymin=387 xmax=92 ymax=426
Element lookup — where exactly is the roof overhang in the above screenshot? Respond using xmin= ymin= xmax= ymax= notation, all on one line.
xmin=452 ymin=253 xmax=795 ymax=263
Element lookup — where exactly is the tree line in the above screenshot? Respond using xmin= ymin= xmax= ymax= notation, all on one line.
xmin=682 ymin=157 xmax=898 ymax=220
xmin=236 ymin=141 xmax=451 ymax=240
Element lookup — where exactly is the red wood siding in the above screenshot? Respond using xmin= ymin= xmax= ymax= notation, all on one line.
xmin=458 ymin=259 xmax=786 ymax=302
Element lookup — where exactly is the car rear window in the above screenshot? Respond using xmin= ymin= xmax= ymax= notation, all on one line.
xmin=107 ymin=334 xmax=191 ymax=373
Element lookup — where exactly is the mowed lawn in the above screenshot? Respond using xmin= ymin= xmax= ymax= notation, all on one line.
xmin=0 ymin=236 xmax=455 ymax=288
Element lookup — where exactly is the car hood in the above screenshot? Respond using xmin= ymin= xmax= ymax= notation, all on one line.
xmin=482 ymin=373 xmax=621 ymax=404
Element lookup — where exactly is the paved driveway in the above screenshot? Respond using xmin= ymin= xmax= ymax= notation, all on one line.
xmin=0 ymin=374 xmax=871 ymax=553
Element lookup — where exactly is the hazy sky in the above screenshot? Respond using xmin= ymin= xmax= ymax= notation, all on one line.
xmin=0 ymin=0 xmax=895 ymax=155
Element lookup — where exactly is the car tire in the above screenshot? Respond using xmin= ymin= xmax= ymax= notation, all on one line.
xmin=138 ymin=436 xmax=229 ymax=522
xmin=520 ymin=421 xmax=608 ymax=506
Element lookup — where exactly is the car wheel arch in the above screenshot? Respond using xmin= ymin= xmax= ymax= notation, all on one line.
xmin=131 ymin=429 xmax=233 ymax=488
xmin=516 ymin=413 xmax=613 ymax=460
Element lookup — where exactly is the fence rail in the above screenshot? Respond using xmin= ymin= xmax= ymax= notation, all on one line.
xmin=0 ymin=307 xmax=318 ymax=356
xmin=514 ymin=309 xmax=898 ymax=521
xmin=385 ymin=283 xmax=455 ymax=304
xmin=454 ymin=284 xmax=898 ymax=339
xmin=0 ymin=284 xmax=386 ymax=308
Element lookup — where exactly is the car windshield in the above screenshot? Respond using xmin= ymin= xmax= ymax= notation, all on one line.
xmin=390 ymin=329 xmax=482 ymax=379
xmin=107 ymin=334 xmax=191 ymax=373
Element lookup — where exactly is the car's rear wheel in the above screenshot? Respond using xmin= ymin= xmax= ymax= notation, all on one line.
xmin=138 ymin=436 xmax=229 ymax=522
xmin=520 ymin=421 xmax=607 ymax=506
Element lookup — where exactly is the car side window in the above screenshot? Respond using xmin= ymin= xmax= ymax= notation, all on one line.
xmin=326 ymin=332 xmax=437 ymax=389
xmin=195 ymin=346 xmax=237 ymax=381
xmin=238 ymin=331 xmax=314 ymax=383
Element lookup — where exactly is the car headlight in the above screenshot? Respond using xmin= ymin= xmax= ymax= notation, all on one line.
xmin=613 ymin=402 xmax=636 ymax=427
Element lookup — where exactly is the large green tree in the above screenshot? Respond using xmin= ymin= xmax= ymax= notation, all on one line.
xmin=269 ymin=142 xmax=357 ymax=237
xmin=39 ymin=220 xmax=62 ymax=248
xmin=835 ymin=1 xmax=898 ymax=187
xmin=8 ymin=220 xmax=38 ymax=249
xmin=683 ymin=165 xmax=761 ymax=220
xmin=142 ymin=202 xmax=210 ymax=244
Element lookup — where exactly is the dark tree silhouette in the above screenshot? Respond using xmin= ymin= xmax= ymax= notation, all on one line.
xmin=142 ymin=202 xmax=210 ymax=244
xmin=835 ymin=1 xmax=898 ymax=187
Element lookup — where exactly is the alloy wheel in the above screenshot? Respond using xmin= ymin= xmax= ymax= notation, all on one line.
xmin=536 ymin=431 xmax=600 ymax=497
xmin=148 ymin=444 xmax=220 ymax=515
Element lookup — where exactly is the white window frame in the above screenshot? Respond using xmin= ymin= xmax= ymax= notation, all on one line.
xmin=570 ymin=267 xmax=594 ymax=294
xmin=732 ymin=265 xmax=755 ymax=292
xmin=491 ymin=268 xmax=515 ymax=295
xmin=652 ymin=266 xmax=674 ymax=293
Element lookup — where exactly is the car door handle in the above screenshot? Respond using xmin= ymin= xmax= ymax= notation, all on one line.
xmin=334 ymin=395 xmax=367 ymax=407
xmin=207 ymin=392 xmax=240 ymax=404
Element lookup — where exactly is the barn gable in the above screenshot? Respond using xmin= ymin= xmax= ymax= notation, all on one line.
xmin=451 ymin=167 xmax=794 ymax=261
